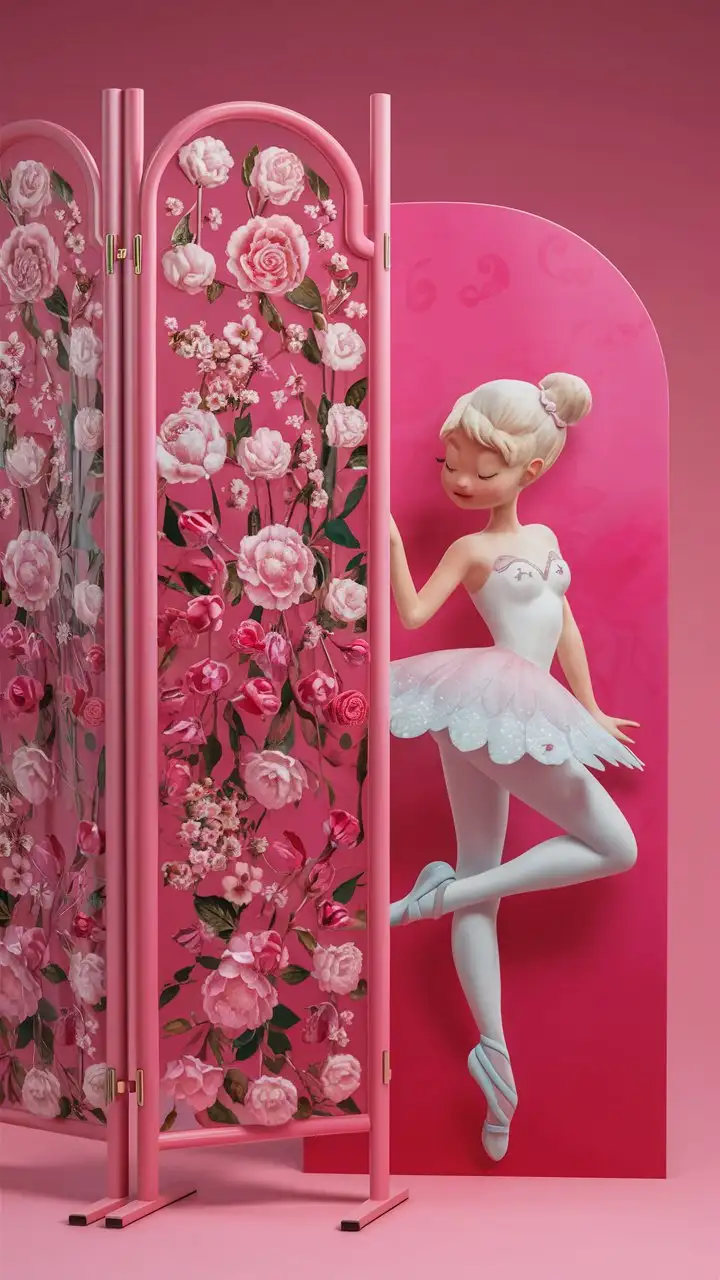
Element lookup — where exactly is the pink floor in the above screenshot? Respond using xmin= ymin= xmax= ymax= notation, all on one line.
xmin=1 ymin=1125 xmax=718 ymax=1279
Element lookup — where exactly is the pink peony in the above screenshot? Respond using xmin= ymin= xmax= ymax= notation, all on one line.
xmin=0 ymin=622 xmax=28 ymax=658
xmin=242 ymin=750 xmax=308 ymax=810
xmin=319 ymin=1053 xmax=362 ymax=1103
xmin=0 ymin=932 xmax=42 ymax=1022
xmin=233 ymin=677 xmax=281 ymax=717
xmin=73 ymin=580 xmax=103 ymax=628
xmin=237 ymin=426 xmax=291 ymax=480
xmin=5 ymin=675 xmax=43 ymax=714
xmin=12 ymin=745 xmax=56 ymax=805
xmin=3 ymin=529 xmax=61 ymax=611
xmin=162 ymin=243 xmax=217 ymax=295
xmin=202 ymin=940 xmax=278 ymax=1037
xmin=5 ymin=436 xmax=46 ymax=488
xmin=69 ymin=325 xmax=103 ymax=378
xmin=7 ymin=926 xmax=48 ymax=972
xmin=250 ymin=147 xmax=306 ymax=206
xmin=317 ymin=323 xmax=366 ymax=373
xmin=83 ymin=1062 xmax=109 ymax=1109
xmin=296 ymin=669 xmax=337 ymax=711
xmin=226 ymin=215 xmax=309 ymax=296
xmin=229 ymin=619 xmax=266 ymax=654
xmin=161 ymin=759 xmax=193 ymax=803
xmin=69 ymin=951 xmax=105 ymax=1005
xmin=340 ymin=638 xmax=370 ymax=666
xmin=326 ymin=689 xmax=368 ymax=727
xmin=178 ymin=136 xmax=234 ymax=188
xmin=186 ymin=594 xmax=225 ymax=634
xmin=326 ymin=576 xmax=367 ymax=623
xmin=157 ymin=408 xmax=226 ymax=484
xmin=324 ymin=809 xmax=361 ymax=847
xmin=185 ymin=658 xmax=230 ymax=695
xmin=162 ymin=1055 xmax=224 ymax=1111
xmin=73 ymin=407 xmax=104 ymax=453
xmin=236 ymin=523 xmax=315 ymax=611
xmin=177 ymin=509 xmax=218 ymax=547
xmin=222 ymin=860 xmax=263 ymax=906
xmin=318 ymin=899 xmax=351 ymax=929
xmin=229 ymin=929 xmax=288 ymax=975
xmin=21 ymin=1067 xmax=62 ymax=1118
xmin=0 ymin=223 xmax=59 ymax=303
xmin=311 ymin=941 xmax=363 ymax=996
xmin=8 ymin=162 xmax=52 ymax=218
xmin=326 ymin=403 xmax=368 ymax=449
xmin=243 ymin=1075 xmax=297 ymax=1126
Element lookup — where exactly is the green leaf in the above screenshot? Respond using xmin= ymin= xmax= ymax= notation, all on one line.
xmin=209 ymin=478 xmax=222 ymax=527
xmin=341 ymin=475 xmax=367 ymax=519
xmin=55 ymin=337 xmax=70 ymax=372
xmin=194 ymin=893 xmax=239 ymax=941
xmin=345 ymin=377 xmax=368 ymax=409
xmin=163 ymin=1017 xmax=193 ymax=1036
xmin=50 ymin=170 xmax=74 ymax=204
xmin=161 ymin=1107 xmax=177 ymax=1132
xmin=337 ymin=1096 xmax=362 ymax=1115
xmin=36 ymin=1020 xmax=55 ymax=1064
xmin=223 ymin=701 xmax=246 ymax=752
xmin=159 ymin=983 xmax=180 ymax=1008
xmin=279 ymin=964 xmax=311 ymax=985
xmin=206 ymin=281 xmax=225 ymax=303
xmin=223 ymin=1067 xmax=249 ymax=1104
xmin=294 ymin=1096 xmax=313 ymax=1120
xmin=40 ymin=963 xmax=67 ymax=985
xmin=202 ymin=733 xmax=223 ymax=777
xmin=15 ymin=1016 xmax=34 ymax=1049
xmin=295 ymin=928 xmax=317 ymax=954
xmin=333 ymin=873 xmax=365 ymax=904
xmin=20 ymin=304 xmax=43 ymax=342
xmin=258 ymin=293 xmax=284 ymax=333
xmin=207 ymin=1099 xmax=239 ymax=1125
xmin=97 ymin=746 xmax=106 ymax=796
xmin=233 ymin=414 xmax=252 ymax=443
xmin=93 ymin=996 xmax=107 ymax=1013
xmin=196 ymin=955 xmax=220 ymax=970
xmin=301 ymin=329 xmax=322 ymax=365
xmin=242 ymin=145 xmax=259 ymax=186
xmin=324 ymin=517 xmax=360 ymax=549
xmin=247 ymin=506 xmax=261 ymax=537
xmin=348 ymin=445 xmax=368 ymax=470
xmin=178 ymin=571 xmax=211 ymax=596
xmin=312 ymin=548 xmax=330 ymax=590
xmin=249 ymin=604 xmax=263 ymax=623
xmin=317 ymin=394 xmax=332 ymax=429
xmin=356 ymin=731 xmax=368 ymax=785
xmin=0 ymin=889 xmax=16 ymax=927
xmin=0 ymin=176 xmax=9 ymax=206
xmin=271 ymin=1003 xmax=301 ymax=1030
xmin=174 ymin=965 xmax=194 ymax=983
xmin=285 ymin=277 xmax=323 ymax=311
xmin=262 ymin=1053 xmax=286 ymax=1075
xmin=266 ymin=1028 xmax=291 ymax=1056
xmin=84 ymin=732 xmax=97 ymax=753
xmin=206 ymin=1027 xmax=224 ymax=1066
xmin=163 ymin=499 xmax=186 ymax=547
xmin=59 ymin=1096 xmax=72 ymax=1119
xmin=233 ymin=1027 xmax=264 ymax=1060
xmin=304 ymin=166 xmax=330 ymax=201
xmin=171 ymin=213 xmax=193 ymax=247
xmin=90 ymin=1107 xmax=107 ymax=1125
xmin=44 ymin=286 xmax=69 ymax=320
xmin=350 ymin=978 xmax=368 ymax=1001
xmin=339 ymin=733 xmax=353 ymax=750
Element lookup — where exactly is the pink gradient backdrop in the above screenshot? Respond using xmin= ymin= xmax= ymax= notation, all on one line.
xmin=2 ymin=0 xmax=717 ymax=1183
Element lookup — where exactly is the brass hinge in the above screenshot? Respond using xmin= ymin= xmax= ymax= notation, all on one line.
xmin=104 ymin=234 xmax=127 ymax=275
xmin=133 ymin=233 xmax=142 ymax=275
xmin=382 ymin=1049 xmax=392 ymax=1084
xmin=106 ymin=1066 xmax=145 ymax=1106
xmin=383 ymin=232 xmax=391 ymax=271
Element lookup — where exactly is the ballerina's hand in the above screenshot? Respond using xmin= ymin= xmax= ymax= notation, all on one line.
xmin=592 ymin=710 xmax=640 ymax=745
xmin=389 ymin=514 xmax=401 ymax=546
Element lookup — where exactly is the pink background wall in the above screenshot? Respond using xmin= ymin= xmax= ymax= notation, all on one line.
xmin=3 ymin=0 xmax=718 ymax=1179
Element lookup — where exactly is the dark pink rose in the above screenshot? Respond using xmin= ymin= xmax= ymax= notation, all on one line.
xmin=186 ymin=659 xmax=230 ymax=695
xmin=233 ymin=678 xmax=281 ymax=717
xmin=80 ymin=696 xmax=105 ymax=728
xmin=323 ymin=809 xmax=361 ymax=847
xmin=164 ymin=717 xmax=206 ymax=744
xmin=5 ymin=676 xmax=43 ymax=714
xmin=339 ymin=638 xmax=370 ymax=667
xmin=229 ymin=619 xmax=266 ymax=653
xmin=318 ymin=899 xmax=351 ymax=929
xmin=177 ymin=509 xmax=218 ymax=547
xmin=0 ymin=622 xmax=27 ymax=658
xmin=172 ymin=925 xmax=204 ymax=954
xmin=31 ymin=836 xmax=64 ymax=887
xmin=297 ymin=669 xmax=337 ymax=711
xmin=84 ymin=644 xmax=106 ymax=674
xmin=325 ymin=690 xmax=368 ymax=727
xmin=72 ymin=912 xmax=97 ymax=940
xmin=266 ymin=838 xmax=306 ymax=873
xmin=161 ymin=760 xmax=192 ymax=802
xmin=306 ymin=861 xmax=335 ymax=896
xmin=78 ymin=821 xmax=105 ymax=856
xmin=301 ymin=1004 xmax=335 ymax=1045
xmin=231 ymin=928 xmax=288 ymax=975
xmin=158 ymin=607 xmax=199 ymax=651
xmin=262 ymin=631 xmax=292 ymax=672
xmin=186 ymin=594 xmax=225 ymax=634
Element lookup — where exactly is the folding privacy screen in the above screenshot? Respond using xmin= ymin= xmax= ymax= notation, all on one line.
xmin=0 ymin=89 xmax=404 ymax=1229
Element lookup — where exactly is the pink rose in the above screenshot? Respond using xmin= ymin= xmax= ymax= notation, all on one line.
xmin=243 ymin=1075 xmax=297 ymax=1126
xmin=8 ymin=161 xmax=52 ymax=218
xmin=69 ymin=951 xmax=105 ymax=1005
xmin=236 ymin=524 xmax=315 ymax=611
xmin=0 ymin=622 xmax=27 ymax=658
xmin=319 ymin=1053 xmax=361 ymax=1103
xmin=226 ymin=215 xmax=310 ymax=296
xmin=178 ymin=136 xmax=234 ymax=188
xmin=201 ymin=942 xmax=278 ymax=1036
xmin=77 ymin=821 xmax=105 ymax=856
xmin=8 ymin=926 xmax=48 ymax=972
xmin=157 ymin=408 xmax=227 ymax=484
xmin=222 ymin=860 xmax=263 ymax=906
xmin=242 ymin=750 xmax=308 ymax=810
xmin=340 ymin=638 xmax=370 ymax=666
xmin=0 ymin=223 xmax=59 ymax=303
xmin=229 ymin=929 xmax=288 ymax=975
xmin=177 ymin=509 xmax=218 ymax=547
xmin=73 ymin=912 xmax=98 ymax=940
xmin=297 ymin=669 xmax=337 ymax=711
xmin=21 ymin=1067 xmax=62 ymax=1118
xmin=83 ymin=1062 xmax=109 ymax=1109
xmin=186 ymin=594 xmax=225 ymax=634
xmin=326 ymin=577 xmax=367 ymax=623
xmin=229 ymin=619 xmax=265 ymax=653
xmin=260 ymin=632 xmax=292 ymax=681
xmin=5 ymin=436 xmax=46 ymax=488
xmin=12 ymin=745 xmax=56 ymax=805
xmin=69 ymin=325 xmax=103 ymax=378
xmin=185 ymin=659 xmax=230 ymax=695
xmin=234 ymin=677 xmax=281 ymax=717
xmin=266 ymin=838 xmax=306 ymax=874
xmin=5 ymin=676 xmax=43 ymax=714
xmin=317 ymin=323 xmax=366 ymax=373
xmin=84 ymin=644 xmax=106 ymax=675
xmin=163 ymin=860 xmax=195 ymax=890
xmin=73 ymin=580 xmax=103 ymax=627
xmin=302 ymin=1004 xmax=337 ymax=1044
xmin=250 ymin=147 xmax=305 ymax=206
xmin=80 ymin=696 xmax=105 ymax=728
xmin=237 ymin=427 xmax=291 ymax=481
xmin=306 ymin=861 xmax=335 ymax=896
xmin=326 ymin=403 xmax=368 ymax=449
xmin=161 ymin=760 xmax=192 ymax=803
xmin=162 ymin=244 xmax=217 ymax=295
xmin=0 ymin=933 xmax=42 ymax=1022
xmin=311 ymin=941 xmax=363 ymax=996
xmin=323 ymin=809 xmax=361 ymax=847
xmin=326 ymin=689 xmax=368 ymax=727
xmin=3 ymin=530 xmax=61 ymax=611
xmin=162 ymin=1055 xmax=224 ymax=1111
xmin=158 ymin=609 xmax=198 ymax=651
xmin=74 ymin=407 xmax=104 ymax=452
xmin=318 ymin=899 xmax=351 ymax=929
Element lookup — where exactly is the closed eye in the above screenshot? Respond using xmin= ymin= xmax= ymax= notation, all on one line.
xmin=478 ymin=472 xmax=498 ymax=480
xmin=437 ymin=457 xmax=456 ymax=472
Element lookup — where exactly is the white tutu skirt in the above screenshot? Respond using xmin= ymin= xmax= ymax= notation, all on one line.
xmin=390 ymin=648 xmax=643 ymax=771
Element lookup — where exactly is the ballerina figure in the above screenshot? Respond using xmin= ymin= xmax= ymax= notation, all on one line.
xmin=389 ymin=373 xmax=641 ymax=1162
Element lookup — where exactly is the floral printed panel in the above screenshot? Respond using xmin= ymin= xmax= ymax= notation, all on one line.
xmin=155 ymin=126 xmax=370 ymax=1130
xmin=0 ymin=148 xmax=108 ymax=1126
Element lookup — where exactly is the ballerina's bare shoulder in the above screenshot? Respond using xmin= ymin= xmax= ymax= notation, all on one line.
xmin=458 ymin=524 xmax=561 ymax=596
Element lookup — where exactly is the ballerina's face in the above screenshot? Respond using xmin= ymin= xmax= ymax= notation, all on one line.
xmin=439 ymin=430 xmax=542 ymax=510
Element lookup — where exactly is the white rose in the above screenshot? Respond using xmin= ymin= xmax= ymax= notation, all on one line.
xmin=178 ymin=136 xmax=234 ymax=188
xmin=250 ymin=147 xmax=305 ymax=206
xmin=237 ymin=427 xmax=291 ymax=480
xmin=156 ymin=408 xmax=227 ymax=484
xmin=317 ymin=323 xmax=366 ymax=373
xmin=8 ymin=162 xmax=53 ymax=219
xmin=73 ymin=580 xmax=103 ymax=628
xmin=326 ymin=577 xmax=367 ymax=623
xmin=74 ymin=407 xmax=104 ymax=452
xmin=326 ymin=404 xmax=367 ymax=449
xmin=22 ymin=1067 xmax=62 ymax=1118
xmin=319 ymin=1053 xmax=362 ymax=1103
xmin=162 ymin=244 xmax=217 ymax=295
xmin=69 ymin=325 xmax=103 ymax=379
xmin=311 ymin=942 xmax=363 ymax=996
xmin=83 ymin=1062 xmax=108 ymax=1109
xmin=5 ymin=436 xmax=46 ymax=487
xmin=69 ymin=951 xmax=105 ymax=1005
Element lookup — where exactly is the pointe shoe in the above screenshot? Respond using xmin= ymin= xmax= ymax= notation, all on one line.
xmin=389 ymin=861 xmax=456 ymax=926
xmin=468 ymin=1036 xmax=518 ymax=1162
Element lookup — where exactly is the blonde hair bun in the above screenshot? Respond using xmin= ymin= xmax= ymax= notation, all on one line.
xmin=539 ymin=373 xmax=592 ymax=427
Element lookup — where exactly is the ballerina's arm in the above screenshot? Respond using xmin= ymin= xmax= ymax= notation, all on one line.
xmin=390 ymin=517 xmax=474 ymax=630
xmin=557 ymin=598 xmax=639 ymax=744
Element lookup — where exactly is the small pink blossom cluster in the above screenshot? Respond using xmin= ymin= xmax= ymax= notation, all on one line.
xmin=162 ymin=778 xmax=245 ymax=891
